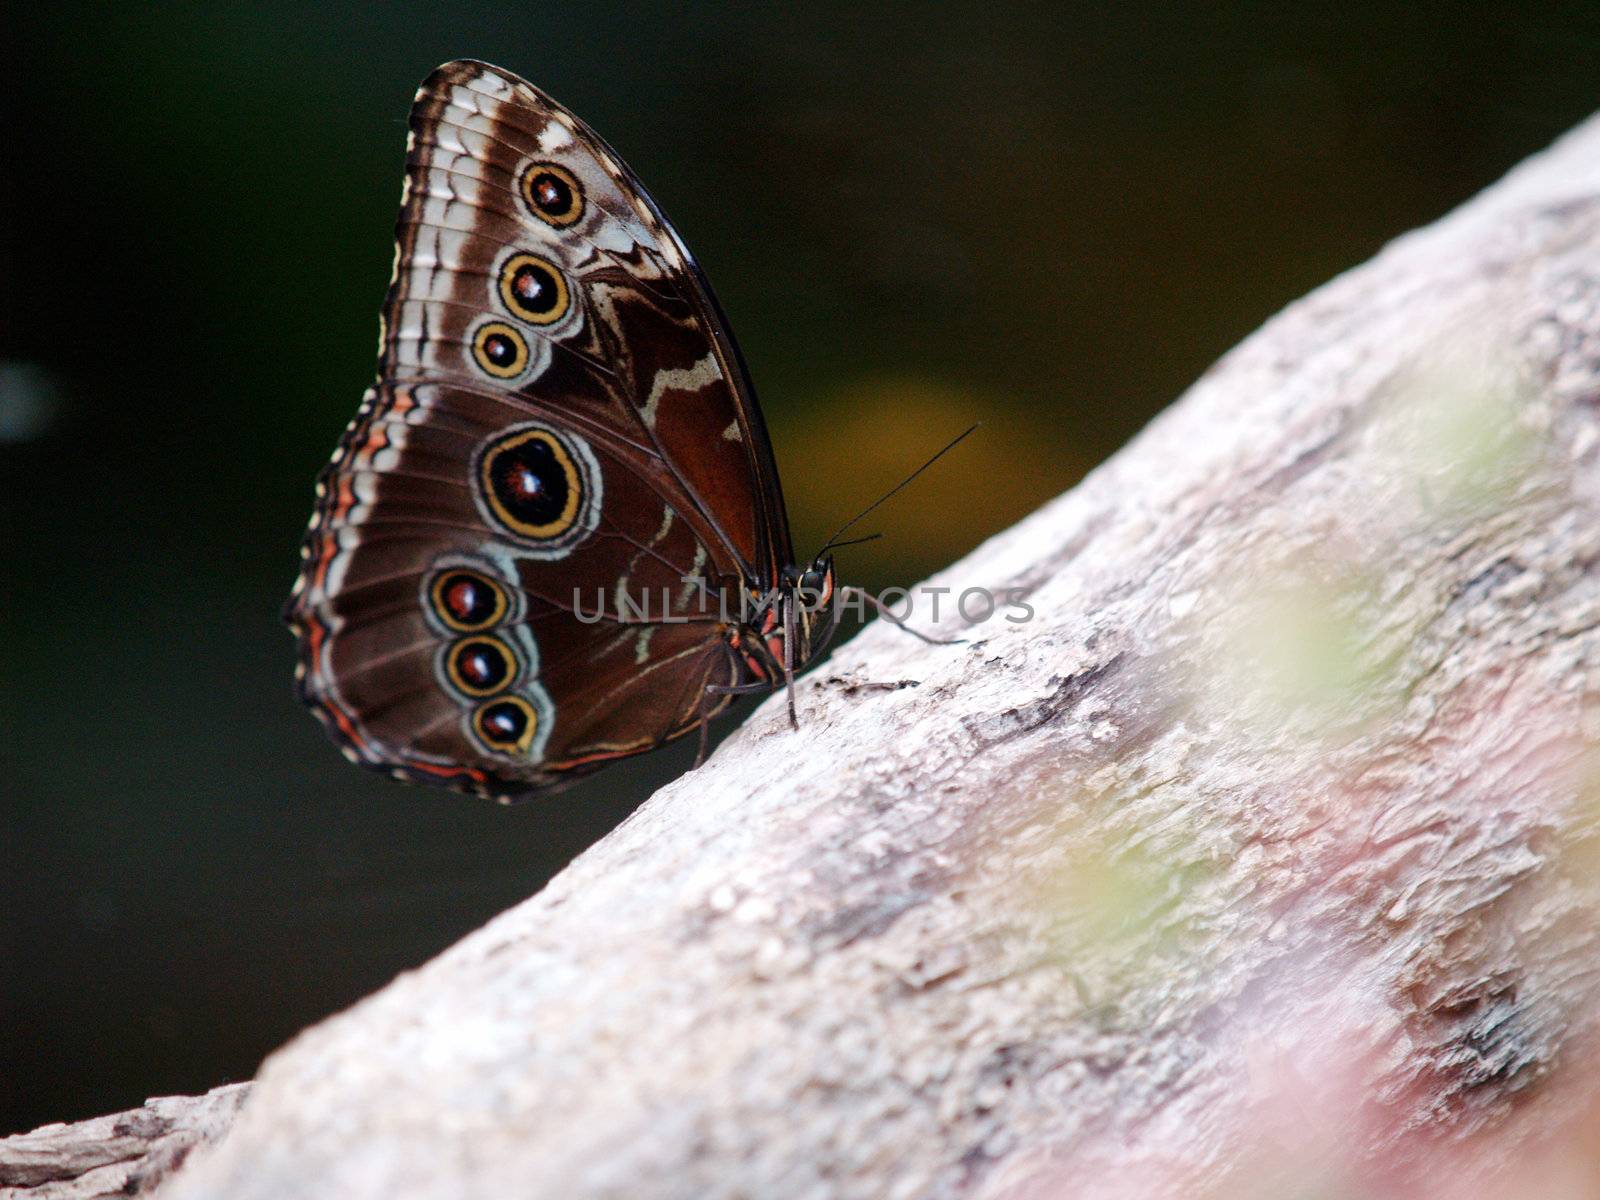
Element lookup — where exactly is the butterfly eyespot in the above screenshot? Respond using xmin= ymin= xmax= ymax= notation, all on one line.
xmin=520 ymin=162 xmax=584 ymax=227
xmin=445 ymin=636 xmax=518 ymax=697
xmin=473 ymin=696 xmax=538 ymax=754
xmin=472 ymin=321 xmax=530 ymax=378
xmin=477 ymin=426 xmax=589 ymax=543
xmin=498 ymin=253 xmax=570 ymax=325
xmin=428 ymin=569 xmax=509 ymax=632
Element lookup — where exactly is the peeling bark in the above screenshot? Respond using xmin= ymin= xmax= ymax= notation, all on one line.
xmin=0 ymin=1086 xmax=249 ymax=1199
xmin=28 ymin=113 xmax=1600 ymax=1199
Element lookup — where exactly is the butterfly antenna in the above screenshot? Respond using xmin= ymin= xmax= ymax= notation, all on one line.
xmin=822 ymin=532 xmax=884 ymax=552
xmin=817 ymin=424 xmax=980 ymax=556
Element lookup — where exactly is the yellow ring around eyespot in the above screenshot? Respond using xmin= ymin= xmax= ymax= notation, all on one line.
xmin=498 ymin=253 xmax=570 ymax=326
xmin=427 ymin=570 xmax=509 ymax=633
xmin=472 ymin=695 xmax=538 ymax=754
xmin=479 ymin=428 xmax=583 ymax=541
xmin=472 ymin=322 xmax=529 ymax=379
xmin=519 ymin=161 xmax=584 ymax=227
xmin=446 ymin=636 xmax=518 ymax=698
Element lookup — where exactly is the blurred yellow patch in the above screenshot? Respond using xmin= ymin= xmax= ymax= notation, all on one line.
xmin=1183 ymin=341 xmax=1545 ymax=747
xmin=1373 ymin=348 xmax=1544 ymax=520
xmin=774 ymin=374 xmax=1088 ymax=579
xmin=1210 ymin=572 xmax=1395 ymax=734
xmin=1555 ymin=747 xmax=1600 ymax=884
xmin=1032 ymin=825 xmax=1214 ymax=1007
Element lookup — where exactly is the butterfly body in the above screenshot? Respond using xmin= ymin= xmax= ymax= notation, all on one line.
xmin=286 ymin=60 xmax=837 ymax=801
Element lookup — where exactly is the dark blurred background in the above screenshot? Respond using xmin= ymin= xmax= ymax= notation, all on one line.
xmin=4 ymin=0 xmax=1597 ymax=1135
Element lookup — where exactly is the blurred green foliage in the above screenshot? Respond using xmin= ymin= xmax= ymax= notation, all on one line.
xmin=5 ymin=0 xmax=1599 ymax=1135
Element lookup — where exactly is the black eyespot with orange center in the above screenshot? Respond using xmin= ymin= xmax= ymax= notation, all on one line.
xmin=477 ymin=427 xmax=581 ymax=541
xmin=446 ymin=636 xmax=517 ymax=697
xmin=473 ymin=696 xmax=537 ymax=754
xmin=471 ymin=321 xmax=530 ymax=378
xmin=519 ymin=162 xmax=583 ymax=227
xmin=428 ymin=569 xmax=509 ymax=633
xmin=498 ymin=253 xmax=569 ymax=325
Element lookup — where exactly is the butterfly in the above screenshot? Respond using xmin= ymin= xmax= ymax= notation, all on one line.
xmin=285 ymin=59 xmax=953 ymax=802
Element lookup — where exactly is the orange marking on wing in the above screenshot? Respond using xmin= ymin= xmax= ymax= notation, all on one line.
xmin=406 ymin=759 xmax=488 ymax=784
xmin=359 ymin=424 xmax=390 ymax=461
xmin=551 ymin=744 xmax=654 ymax=769
xmin=305 ymin=613 xmax=327 ymax=662
xmin=333 ymin=476 xmax=357 ymax=521
xmin=324 ymin=695 xmax=363 ymax=744
xmin=303 ymin=628 xmax=364 ymax=748
xmin=310 ymin=530 xmax=338 ymax=591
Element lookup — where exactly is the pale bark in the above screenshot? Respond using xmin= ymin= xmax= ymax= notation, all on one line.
xmin=0 ymin=1086 xmax=248 ymax=1199
xmin=29 ymin=112 xmax=1600 ymax=1199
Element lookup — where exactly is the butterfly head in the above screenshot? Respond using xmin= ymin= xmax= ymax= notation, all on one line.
xmin=784 ymin=555 xmax=838 ymax=666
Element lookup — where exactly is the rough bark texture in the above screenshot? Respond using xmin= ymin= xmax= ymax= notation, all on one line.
xmin=0 ymin=1086 xmax=249 ymax=1199
xmin=43 ymin=114 xmax=1600 ymax=1197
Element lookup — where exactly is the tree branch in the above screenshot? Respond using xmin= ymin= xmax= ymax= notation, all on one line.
xmin=25 ymin=112 xmax=1600 ymax=1199
xmin=0 ymin=1086 xmax=248 ymax=1199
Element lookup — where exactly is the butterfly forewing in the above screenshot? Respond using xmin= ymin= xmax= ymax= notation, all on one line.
xmin=394 ymin=61 xmax=790 ymax=575
xmin=287 ymin=60 xmax=790 ymax=799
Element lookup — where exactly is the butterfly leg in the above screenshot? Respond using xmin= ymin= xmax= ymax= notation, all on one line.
xmin=694 ymin=696 xmax=711 ymax=769
xmin=783 ymin=595 xmax=800 ymax=730
xmin=706 ymin=630 xmax=777 ymax=697
xmin=841 ymin=586 xmax=967 ymax=646
xmin=705 ymin=681 xmax=770 ymax=696
xmin=695 ymin=651 xmax=741 ymax=768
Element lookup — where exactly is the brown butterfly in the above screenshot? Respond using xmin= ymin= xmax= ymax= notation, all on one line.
xmin=286 ymin=59 xmax=957 ymax=802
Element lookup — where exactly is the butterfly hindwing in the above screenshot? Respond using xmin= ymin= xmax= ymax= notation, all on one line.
xmin=287 ymin=60 xmax=790 ymax=799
